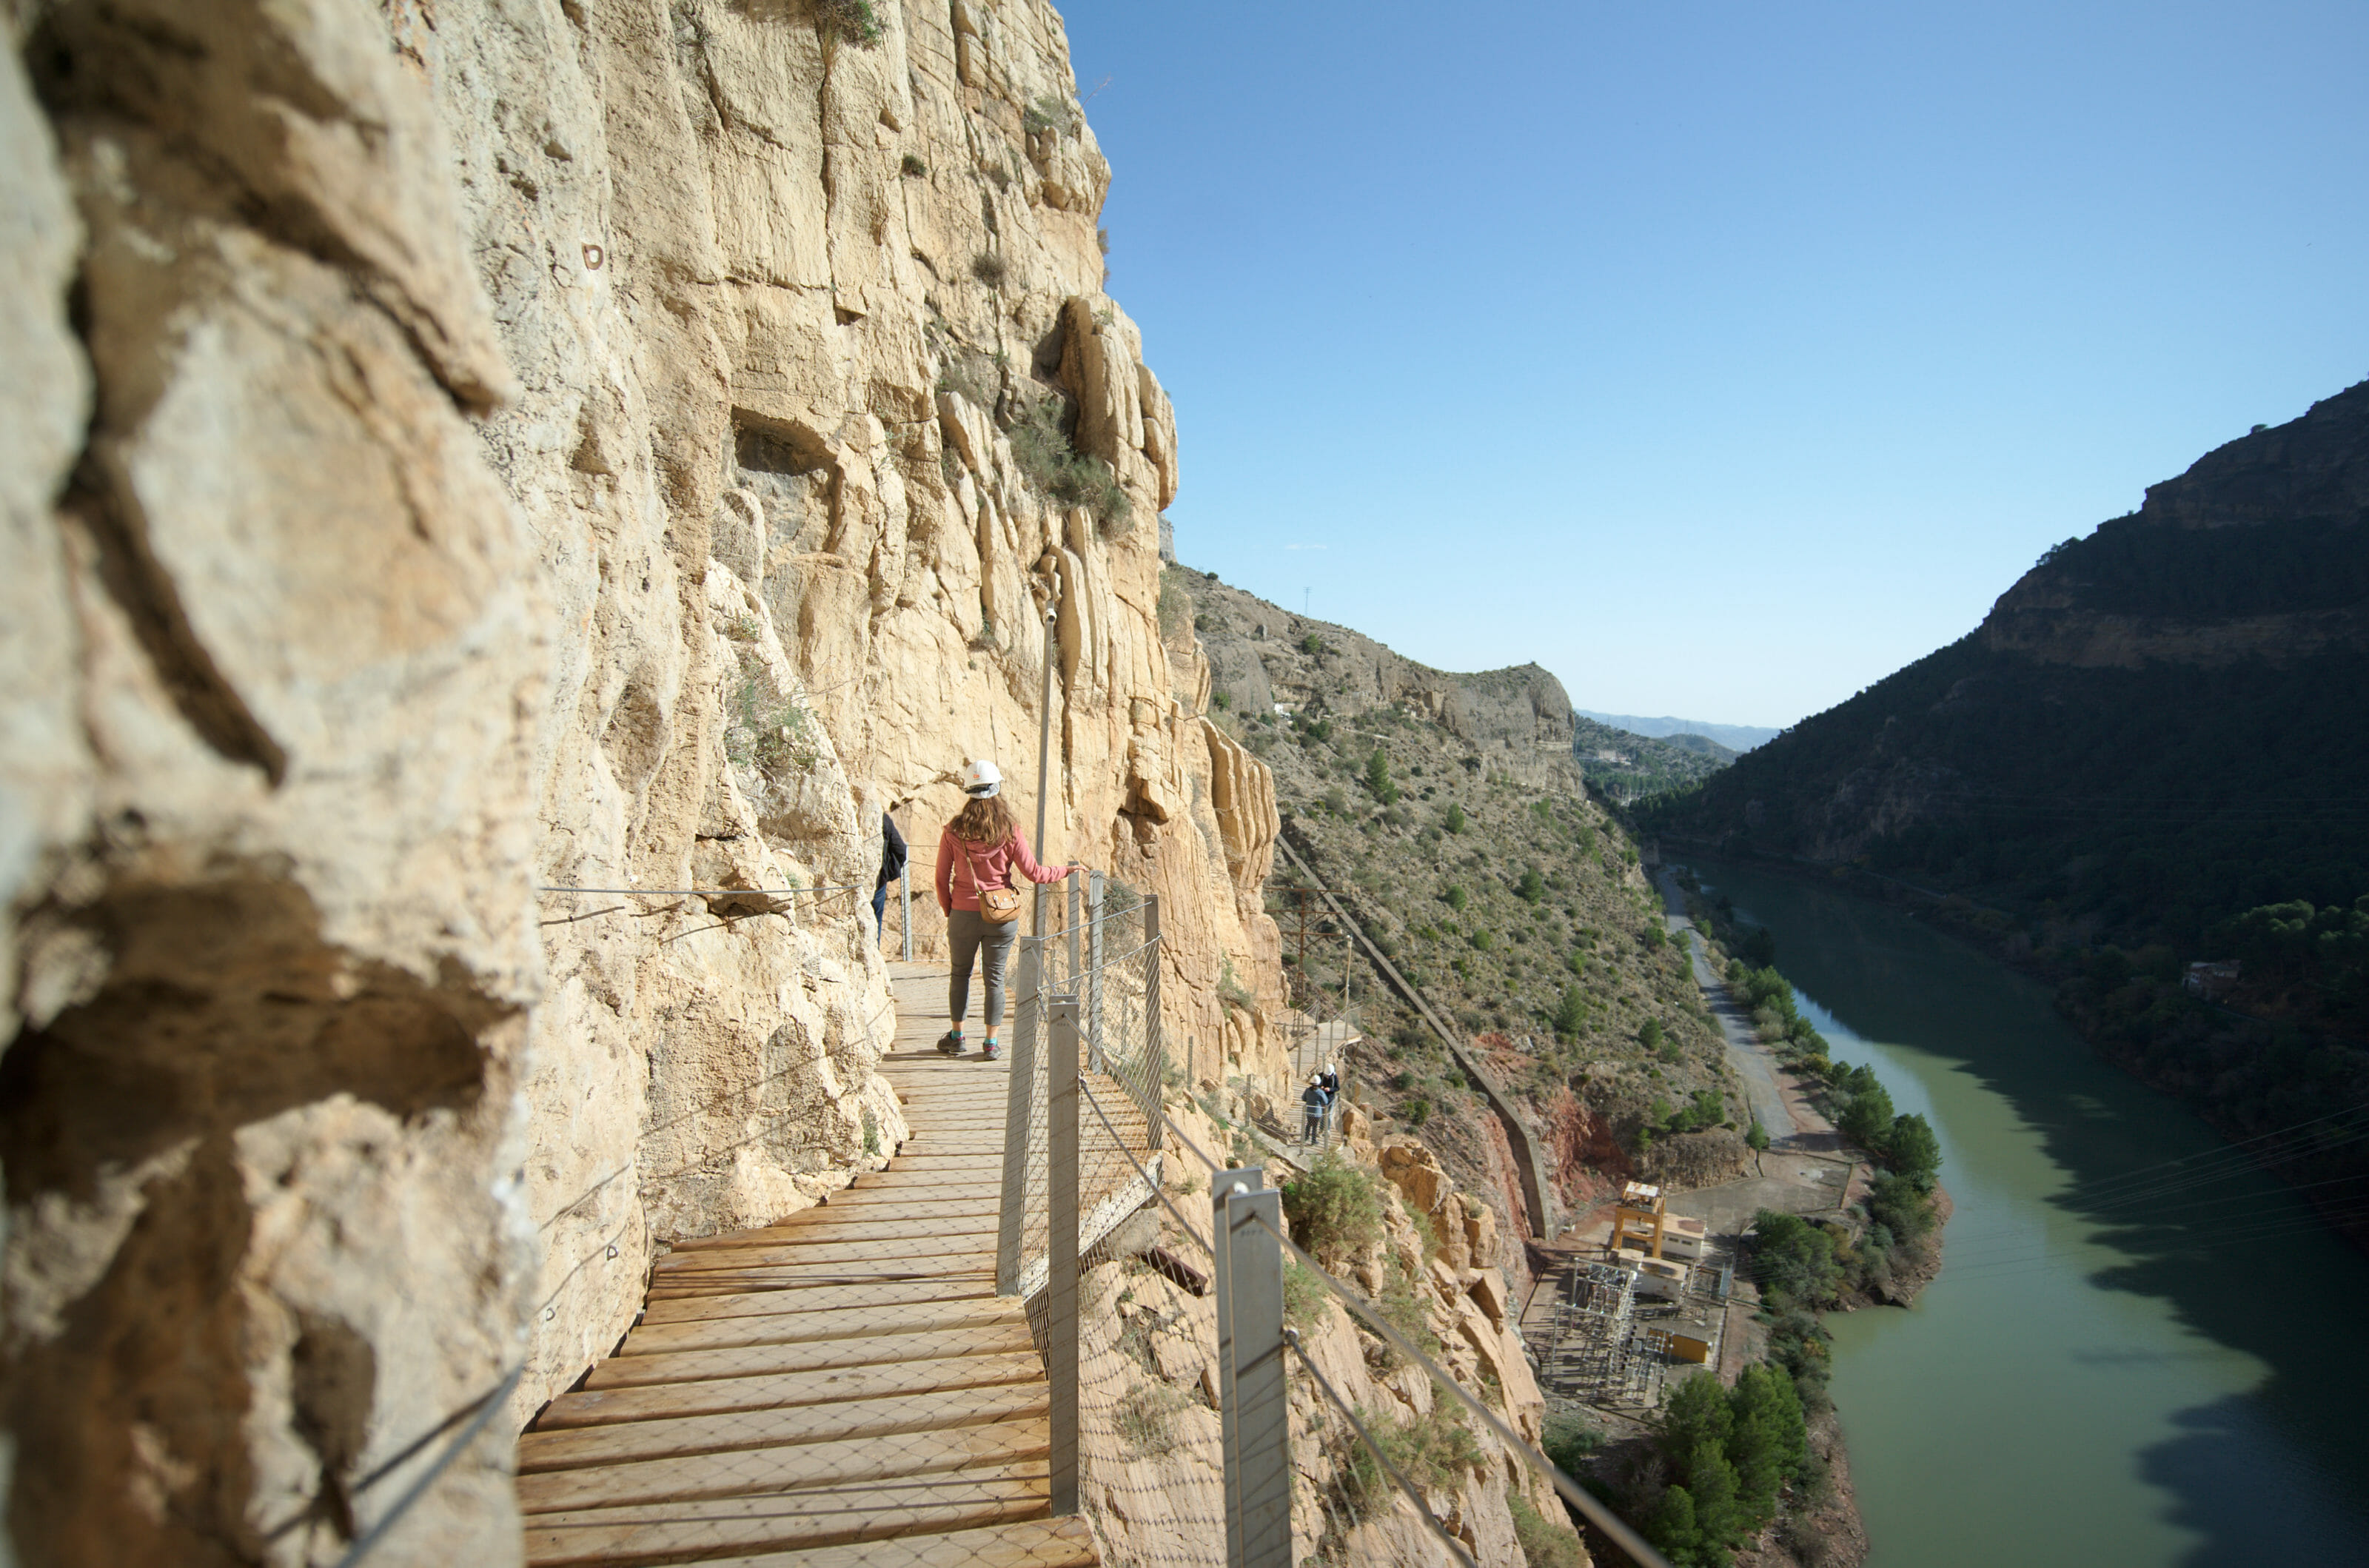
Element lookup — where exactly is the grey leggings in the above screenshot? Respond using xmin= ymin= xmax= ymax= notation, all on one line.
xmin=947 ymin=910 xmax=1018 ymax=1028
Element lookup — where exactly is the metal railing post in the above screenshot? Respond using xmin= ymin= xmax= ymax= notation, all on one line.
xmin=995 ymin=937 xmax=1042 ymax=1296
xmin=1085 ymin=871 xmax=1105 ymax=1074
xmin=1144 ymin=894 xmax=1163 ymax=1136
xmin=1065 ymin=871 xmax=1082 ymax=987
xmin=1213 ymin=1167 xmax=1290 ymax=1568
xmin=1048 ymin=995 xmax=1082 ymax=1515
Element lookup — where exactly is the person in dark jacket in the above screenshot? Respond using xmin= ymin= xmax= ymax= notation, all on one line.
xmin=873 ymin=811 xmax=908 ymax=938
xmin=1299 ymin=1074 xmax=1330 ymax=1145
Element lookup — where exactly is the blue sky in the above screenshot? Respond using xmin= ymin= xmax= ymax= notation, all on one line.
xmin=1059 ymin=1 xmax=2369 ymax=728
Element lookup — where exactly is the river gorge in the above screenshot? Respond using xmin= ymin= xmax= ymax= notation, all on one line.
xmin=1689 ymin=862 xmax=2369 ymax=1568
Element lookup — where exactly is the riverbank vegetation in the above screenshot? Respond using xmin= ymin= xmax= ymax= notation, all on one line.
xmin=1689 ymin=859 xmax=2369 ymax=1250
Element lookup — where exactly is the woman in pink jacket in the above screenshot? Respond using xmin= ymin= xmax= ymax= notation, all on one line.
xmin=934 ymin=760 xmax=1076 ymax=1060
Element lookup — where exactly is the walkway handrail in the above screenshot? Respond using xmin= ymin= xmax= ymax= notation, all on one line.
xmin=1082 ymin=1076 xmax=1674 ymax=1568
xmin=995 ymin=872 xmax=1166 ymax=1304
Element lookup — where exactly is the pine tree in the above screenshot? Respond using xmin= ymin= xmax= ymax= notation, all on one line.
xmin=1555 ymin=986 xmax=1587 ymax=1041
xmin=1838 ymin=1081 xmax=1896 ymax=1152
xmin=1886 ymin=1111 xmax=1942 ymax=1186
xmin=1648 ymin=1484 xmax=1702 ymax=1564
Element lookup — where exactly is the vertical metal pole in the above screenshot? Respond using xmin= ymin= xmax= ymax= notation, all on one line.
xmin=898 ymin=809 xmax=911 ymax=963
xmin=994 ymin=937 xmax=1041 ymax=1296
xmin=1213 ymin=1167 xmax=1290 ymax=1568
xmin=1066 ymin=873 xmax=1082 ymax=988
xmin=1033 ymin=606 xmax=1058 ymax=941
xmin=1048 ymin=996 xmax=1082 ymax=1515
xmin=1144 ymin=895 xmax=1163 ymax=1138
xmin=1086 ymin=871 xmax=1105 ymax=1075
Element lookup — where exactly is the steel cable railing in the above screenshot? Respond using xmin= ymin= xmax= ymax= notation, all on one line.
xmin=994 ymin=873 xmax=1166 ymax=1299
xmin=1080 ymin=1080 xmax=1475 ymax=1567
xmin=1090 ymin=1088 xmax=1671 ymax=1568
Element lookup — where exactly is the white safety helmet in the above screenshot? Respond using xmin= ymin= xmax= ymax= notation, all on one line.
xmin=961 ymin=759 xmax=1002 ymax=798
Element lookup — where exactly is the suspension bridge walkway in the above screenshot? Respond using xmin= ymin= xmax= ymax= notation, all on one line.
xmin=515 ymin=963 xmax=1097 ymax=1568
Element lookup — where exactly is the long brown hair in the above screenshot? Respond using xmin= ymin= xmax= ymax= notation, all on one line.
xmin=949 ymin=793 xmax=1017 ymax=845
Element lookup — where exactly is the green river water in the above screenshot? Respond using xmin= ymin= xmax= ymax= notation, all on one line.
xmin=1687 ymin=861 xmax=2369 ymax=1568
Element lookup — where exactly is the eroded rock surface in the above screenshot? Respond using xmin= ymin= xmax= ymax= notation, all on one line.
xmin=1 ymin=0 xmax=1287 ymax=1561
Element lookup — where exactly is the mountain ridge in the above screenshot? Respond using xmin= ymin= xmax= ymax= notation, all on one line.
xmin=1577 ymin=711 xmax=1780 ymax=751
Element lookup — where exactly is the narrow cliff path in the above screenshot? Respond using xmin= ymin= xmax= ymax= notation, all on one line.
xmin=515 ymin=964 xmax=1096 ymax=1568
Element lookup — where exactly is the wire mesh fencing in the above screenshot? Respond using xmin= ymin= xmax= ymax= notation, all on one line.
xmin=995 ymin=873 xmax=1167 ymax=1300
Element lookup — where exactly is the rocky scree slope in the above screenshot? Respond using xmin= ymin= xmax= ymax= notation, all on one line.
xmin=0 ymin=1 xmax=1293 ymax=1562
xmin=1175 ymin=570 xmax=1756 ymax=1281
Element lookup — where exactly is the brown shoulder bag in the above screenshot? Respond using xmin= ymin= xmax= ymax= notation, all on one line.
xmin=962 ymin=840 xmax=1025 ymax=924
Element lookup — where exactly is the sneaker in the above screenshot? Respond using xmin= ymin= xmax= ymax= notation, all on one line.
xmin=981 ymin=1040 xmax=1002 ymax=1062
xmin=936 ymin=1031 xmax=964 ymax=1056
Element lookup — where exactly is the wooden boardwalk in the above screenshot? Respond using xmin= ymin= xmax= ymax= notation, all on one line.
xmin=518 ymin=965 xmax=1096 ymax=1568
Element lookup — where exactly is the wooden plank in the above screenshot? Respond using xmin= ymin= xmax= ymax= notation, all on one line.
xmin=673 ymin=1213 xmax=999 ymax=1250
xmin=589 ymin=1323 xmax=1037 ymax=1387
xmin=535 ymin=1352 xmax=1046 ymax=1430
xmin=515 ymin=1417 xmax=1049 ymax=1512
xmin=518 ymin=1384 xmax=1049 ymax=1472
xmin=645 ymin=1267 xmax=996 ymax=1301
xmin=668 ymin=1202 xmax=999 ymax=1244
xmin=658 ymin=1231 xmax=999 ymax=1269
xmin=697 ymin=1516 xmax=1097 ymax=1568
xmin=635 ymin=1276 xmax=995 ymax=1326
xmin=623 ymin=1296 xmax=1022 ymax=1351
xmin=643 ymin=1283 xmax=990 ymax=1309
xmin=521 ymin=1464 xmax=1049 ymax=1566
xmin=658 ymin=1250 xmax=999 ymax=1288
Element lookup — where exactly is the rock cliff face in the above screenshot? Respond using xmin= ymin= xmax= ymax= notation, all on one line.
xmin=1981 ymin=381 xmax=2369 ymax=671
xmin=1187 ymin=574 xmax=1580 ymax=783
xmin=0 ymin=1 xmax=1287 ymax=1561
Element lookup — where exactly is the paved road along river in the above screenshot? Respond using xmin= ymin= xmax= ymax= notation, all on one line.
xmin=1683 ymin=860 xmax=2369 ymax=1568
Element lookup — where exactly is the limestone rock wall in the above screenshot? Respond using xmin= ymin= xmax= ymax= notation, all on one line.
xmin=1 ymin=0 xmax=1294 ymax=1562
xmin=0 ymin=3 xmax=549 ymax=1560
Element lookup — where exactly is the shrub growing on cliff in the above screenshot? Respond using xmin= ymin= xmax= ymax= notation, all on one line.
xmin=1511 ymin=1495 xmax=1586 ymax=1568
xmin=1342 ymin=1404 xmax=1484 ymax=1519
xmin=1281 ymin=1153 xmax=1384 ymax=1266
xmin=814 ymin=0 xmax=882 ymax=44
xmin=724 ymin=676 xmax=820 ymax=773
xmin=1006 ymin=398 xmax=1131 ymax=534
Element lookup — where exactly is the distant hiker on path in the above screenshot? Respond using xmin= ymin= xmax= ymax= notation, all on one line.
xmin=873 ymin=810 xmax=907 ymax=939
xmin=1300 ymin=1073 xmax=1330 ymax=1145
xmin=934 ymin=760 xmax=1076 ymax=1062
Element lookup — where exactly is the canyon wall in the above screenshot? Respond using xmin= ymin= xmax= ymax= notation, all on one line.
xmin=0 ymin=1 xmax=1287 ymax=1561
